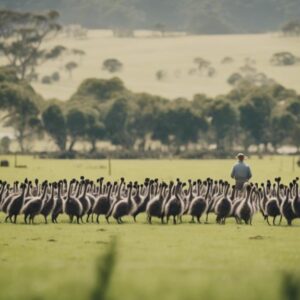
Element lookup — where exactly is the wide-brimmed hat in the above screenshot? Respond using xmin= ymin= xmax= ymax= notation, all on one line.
xmin=236 ymin=153 xmax=246 ymax=159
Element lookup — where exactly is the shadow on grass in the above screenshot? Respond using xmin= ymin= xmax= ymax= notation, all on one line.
xmin=90 ymin=237 xmax=117 ymax=300
xmin=282 ymin=272 xmax=300 ymax=300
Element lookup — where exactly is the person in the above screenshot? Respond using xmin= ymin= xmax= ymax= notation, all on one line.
xmin=231 ymin=153 xmax=252 ymax=190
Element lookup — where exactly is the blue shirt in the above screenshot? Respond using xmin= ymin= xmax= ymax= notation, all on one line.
xmin=231 ymin=161 xmax=252 ymax=182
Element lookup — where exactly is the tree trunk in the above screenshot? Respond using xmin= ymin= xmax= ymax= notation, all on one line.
xmin=68 ymin=138 xmax=76 ymax=151
xmin=90 ymin=140 xmax=96 ymax=153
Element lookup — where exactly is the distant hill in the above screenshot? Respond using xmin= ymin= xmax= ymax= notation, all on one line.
xmin=0 ymin=0 xmax=300 ymax=34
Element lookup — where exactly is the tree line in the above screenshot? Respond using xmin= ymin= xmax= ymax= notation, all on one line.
xmin=0 ymin=66 xmax=299 ymax=156
xmin=1 ymin=0 xmax=299 ymax=34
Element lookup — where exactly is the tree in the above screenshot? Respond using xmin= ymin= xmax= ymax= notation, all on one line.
xmin=227 ymin=73 xmax=243 ymax=86
xmin=130 ymin=95 xmax=167 ymax=150
xmin=152 ymin=102 xmax=208 ymax=151
xmin=104 ymin=98 xmax=133 ymax=148
xmin=85 ymin=114 xmax=105 ymax=152
xmin=66 ymin=109 xmax=87 ymax=151
xmin=154 ymin=23 xmax=166 ymax=36
xmin=282 ymin=20 xmax=300 ymax=36
xmin=270 ymin=52 xmax=299 ymax=66
xmin=102 ymin=59 xmax=123 ymax=73
xmin=42 ymin=104 xmax=67 ymax=151
xmin=208 ymin=99 xmax=238 ymax=150
xmin=270 ymin=113 xmax=296 ymax=152
xmin=239 ymin=92 xmax=274 ymax=148
xmin=65 ymin=61 xmax=78 ymax=78
xmin=0 ymin=81 xmax=42 ymax=152
xmin=0 ymin=10 xmax=62 ymax=80
xmin=0 ymin=136 xmax=11 ymax=153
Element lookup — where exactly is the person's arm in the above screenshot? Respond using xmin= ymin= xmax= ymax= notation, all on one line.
xmin=231 ymin=165 xmax=235 ymax=179
xmin=247 ymin=166 xmax=252 ymax=179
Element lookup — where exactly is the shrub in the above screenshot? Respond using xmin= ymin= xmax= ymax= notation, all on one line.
xmin=51 ymin=72 xmax=60 ymax=82
xmin=102 ymin=59 xmax=123 ymax=73
xmin=41 ymin=75 xmax=52 ymax=84
xmin=156 ymin=70 xmax=167 ymax=81
xmin=228 ymin=73 xmax=243 ymax=85
xmin=271 ymin=52 xmax=299 ymax=66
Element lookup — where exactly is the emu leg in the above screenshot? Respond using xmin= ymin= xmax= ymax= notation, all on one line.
xmin=206 ymin=213 xmax=209 ymax=223
xmin=197 ymin=216 xmax=201 ymax=224
xmin=44 ymin=216 xmax=48 ymax=224
xmin=105 ymin=216 xmax=110 ymax=224
xmin=96 ymin=215 xmax=100 ymax=224
xmin=272 ymin=216 xmax=276 ymax=226
xmin=266 ymin=217 xmax=271 ymax=226
xmin=76 ymin=216 xmax=80 ymax=224
xmin=13 ymin=215 xmax=17 ymax=224
xmin=173 ymin=216 xmax=176 ymax=225
xmin=278 ymin=215 xmax=282 ymax=225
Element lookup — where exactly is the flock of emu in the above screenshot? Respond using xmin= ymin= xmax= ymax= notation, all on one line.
xmin=0 ymin=177 xmax=299 ymax=226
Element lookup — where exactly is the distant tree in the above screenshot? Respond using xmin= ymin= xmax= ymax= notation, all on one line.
xmin=102 ymin=59 xmax=123 ymax=73
xmin=228 ymin=73 xmax=243 ymax=86
xmin=0 ymin=81 xmax=42 ymax=152
xmin=209 ymin=99 xmax=238 ymax=150
xmin=41 ymin=75 xmax=52 ymax=84
xmin=45 ymin=45 xmax=67 ymax=60
xmin=85 ymin=114 xmax=105 ymax=152
xmin=271 ymin=52 xmax=299 ymax=66
xmin=154 ymin=23 xmax=166 ymax=36
xmin=207 ymin=66 xmax=216 ymax=77
xmin=270 ymin=113 xmax=296 ymax=152
xmin=72 ymin=77 xmax=126 ymax=102
xmin=0 ymin=66 xmax=18 ymax=82
xmin=0 ymin=136 xmax=11 ymax=153
xmin=221 ymin=56 xmax=234 ymax=64
xmin=130 ymin=94 xmax=168 ymax=150
xmin=0 ymin=10 xmax=62 ymax=80
xmin=42 ymin=104 xmax=67 ymax=151
xmin=287 ymin=99 xmax=300 ymax=119
xmin=65 ymin=61 xmax=78 ymax=78
xmin=51 ymin=72 xmax=60 ymax=82
xmin=239 ymin=92 xmax=274 ymax=148
xmin=194 ymin=57 xmax=211 ymax=70
xmin=156 ymin=70 xmax=167 ymax=81
xmin=282 ymin=20 xmax=300 ymax=36
xmin=66 ymin=109 xmax=87 ymax=151
xmin=104 ymin=98 xmax=132 ymax=148
xmin=153 ymin=103 xmax=208 ymax=151
xmin=292 ymin=125 xmax=300 ymax=152
xmin=72 ymin=48 xmax=86 ymax=63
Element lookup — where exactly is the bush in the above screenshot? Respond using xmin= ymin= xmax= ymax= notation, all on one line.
xmin=102 ymin=59 xmax=123 ymax=73
xmin=221 ymin=56 xmax=234 ymax=64
xmin=51 ymin=72 xmax=60 ymax=82
xmin=156 ymin=70 xmax=167 ymax=81
xmin=271 ymin=52 xmax=299 ymax=66
xmin=228 ymin=73 xmax=243 ymax=85
xmin=41 ymin=75 xmax=52 ymax=84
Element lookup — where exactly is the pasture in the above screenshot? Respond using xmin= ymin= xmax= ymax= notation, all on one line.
xmin=28 ymin=31 xmax=300 ymax=101
xmin=0 ymin=156 xmax=300 ymax=300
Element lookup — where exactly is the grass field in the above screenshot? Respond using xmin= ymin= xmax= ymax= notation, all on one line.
xmin=25 ymin=31 xmax=300 ymax=101
xmin=0 ymin=156 xmax=300 ymax=300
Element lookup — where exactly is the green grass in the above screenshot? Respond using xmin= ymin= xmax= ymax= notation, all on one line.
xmin=0 ymin=155 xmax=298 ymax=183
xmin=0 ymin=155 xmax=300 ymax=300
